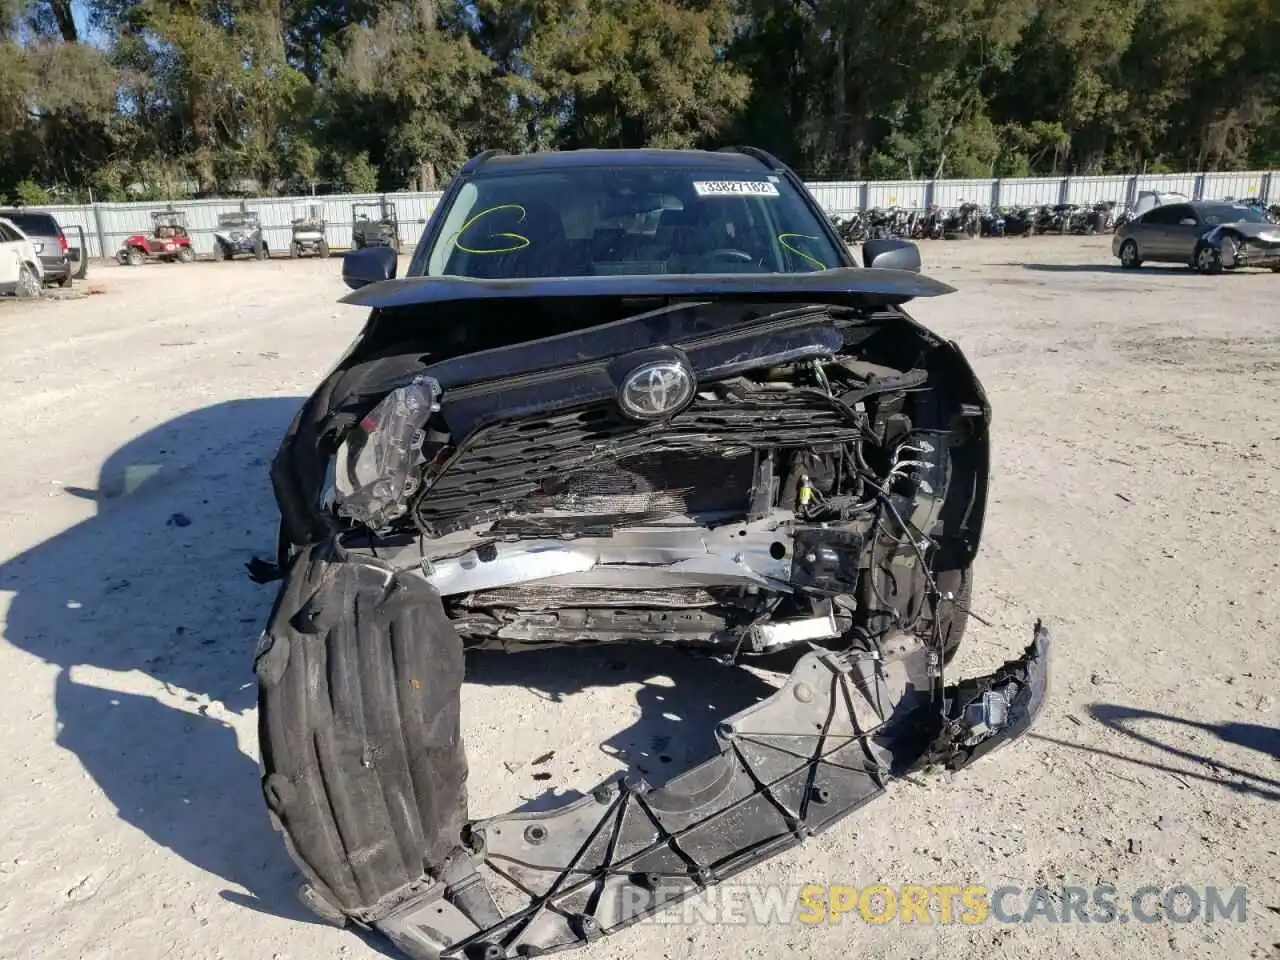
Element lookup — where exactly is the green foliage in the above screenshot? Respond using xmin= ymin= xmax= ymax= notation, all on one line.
xmin=10 ymin=179 xmax=54 ymax=205
xmin=3 ymin=0 xmax=1280 ymax=198
xmin=340 ymin=151 xmax=379 ymax=194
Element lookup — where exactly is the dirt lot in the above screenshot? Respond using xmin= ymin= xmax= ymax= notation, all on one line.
xmin=0 ymin=238 xmax=1276 ymax=960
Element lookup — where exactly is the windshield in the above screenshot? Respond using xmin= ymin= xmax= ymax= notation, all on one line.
xmin=1200 ymin=204 xmax=1269 ymax=225
xmin=424 ymin=166 xmax=845 ymax=278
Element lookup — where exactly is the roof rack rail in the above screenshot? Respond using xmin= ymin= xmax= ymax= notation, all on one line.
xmin=460 ymin=149 xmax=507 ymax=176
xmin=717 ymin=145 xmax=787 ymax=171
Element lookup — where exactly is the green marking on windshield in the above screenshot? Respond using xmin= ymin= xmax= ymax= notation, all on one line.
xmin=452 ymin=203 xmax=532 ymax=255
xmin=778 ymin=233 xmax=828 ymax=271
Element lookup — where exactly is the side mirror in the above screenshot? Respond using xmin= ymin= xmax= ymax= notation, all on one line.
xmin=1179 ymin=218 xmax=1197 ymax=226
xmin=342 ymin=246 xmax=398 ymax=290
xmin=861 ymin=237 xmax=922 ymax=273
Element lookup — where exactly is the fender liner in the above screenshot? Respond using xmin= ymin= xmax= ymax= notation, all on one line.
xmin=256 ymin=544 xmax=1048 ymax=959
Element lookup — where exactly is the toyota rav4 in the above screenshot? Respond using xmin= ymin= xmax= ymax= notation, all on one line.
xmin=254 ymin=146 xmax=1048 ymax=960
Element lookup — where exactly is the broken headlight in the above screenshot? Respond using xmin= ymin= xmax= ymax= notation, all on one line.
xmin=330 ymin=375 xmax=442 ymax=529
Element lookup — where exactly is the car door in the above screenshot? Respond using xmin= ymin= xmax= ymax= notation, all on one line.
xmin=0 ymin=221 xmax=21 ymax=285
xmin=1160 ymin=203 xmax=1203 ymax=263
xmin=1133 ymin=204 xmax=1179 ymax=259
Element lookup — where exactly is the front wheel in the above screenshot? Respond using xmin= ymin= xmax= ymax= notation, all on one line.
xmin=255 ymin=243 xmax=267 ymax=261
xmin=1194 ymin=243 xmax=1223 ymax=275
xmin=211 ymin=243 xmax=226 ymax=262
xmin=319 ymin=240 xmax=330 ymax=258
xmin=127 ymin=248 xmax=145 ymax=267
xmin=1118 ymin=239 xmax=1141 ymax=269
xmin=177 ymin=247 xmax=195 ymax=264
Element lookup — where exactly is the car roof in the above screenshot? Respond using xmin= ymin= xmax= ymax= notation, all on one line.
xmin=472 ymin=148 xmax=771 ymax=175
xmin=0 ymin=209 xmax=62 ymax=235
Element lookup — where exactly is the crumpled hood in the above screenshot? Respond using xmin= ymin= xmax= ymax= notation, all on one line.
xmin=1224 ymin=220 xmax=1280 ymax=241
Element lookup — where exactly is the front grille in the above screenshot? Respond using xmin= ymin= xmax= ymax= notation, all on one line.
xmin=411 ymin=391 xmax=859 ymax=535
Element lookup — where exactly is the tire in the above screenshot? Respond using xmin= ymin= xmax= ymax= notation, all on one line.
xmin=16 ymin=264 xmax=41 ymax=298
xmin=127 ymin=248 xmax=145 ymax=267
xmin=1195 ymin=243 xmax=1222 ymax=275
xmin=256 ymin=242 xmax=267 ymax=262
xmin=177 ymin=247 xmax=195 ymax=264
xmin=319 ymin=240 xmax=330 ymax=259
xmin=56 ymin=271 xmax=73 ymax=288
xmin=1118 ymin=239 xmax=1141 ymax=269
xmin=212 ymin=242 xmax=227 ymax=262
xmin=1270 ymin=265 xmax=1280 ymax=273
xmin=256 ymin=543 xmax=469 ymax=924
xmin=290 ymin=243 xmax=298 ymax=259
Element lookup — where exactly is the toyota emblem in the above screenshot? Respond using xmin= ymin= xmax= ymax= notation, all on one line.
xmin=617 ymin=360 xmax=695 ymax=421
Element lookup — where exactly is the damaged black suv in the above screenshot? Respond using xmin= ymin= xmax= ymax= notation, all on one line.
xmin=256 ymin=146 xmax=1048 ymax=960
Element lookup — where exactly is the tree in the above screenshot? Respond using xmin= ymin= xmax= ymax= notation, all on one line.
xmin=3 ymin=0 xmax=1280 ymax=198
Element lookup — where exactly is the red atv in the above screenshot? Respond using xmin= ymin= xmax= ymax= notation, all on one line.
xmin=116 ymin=211 xmax=196 ymax=265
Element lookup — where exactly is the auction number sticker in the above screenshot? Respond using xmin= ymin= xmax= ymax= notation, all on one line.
xmin=693 ymin=180 xmax=780 ymax=197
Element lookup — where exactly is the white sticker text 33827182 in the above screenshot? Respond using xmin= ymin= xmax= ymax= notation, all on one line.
xmin=692 ymin=181 xmax=780 ymax=198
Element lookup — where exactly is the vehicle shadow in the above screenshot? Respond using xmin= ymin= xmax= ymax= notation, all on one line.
xmin=466 ymin=644 xmax=779 ymax=813
xmin=1088 ymin=703 xmax=1280 ymax=786
xmin=1031 ymin=702 xmax=1279 ymax=801
xmin=1020 ymin=263 xmax=1141 ymax=274
xmin=0 ymin=397 xmax=322 ymax=924
xmin=0 ymin=396 xmax=786 ymax=930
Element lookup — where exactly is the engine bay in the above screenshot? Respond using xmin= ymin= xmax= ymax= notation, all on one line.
xmin=314 ymin=307 xmax=989 ymax=668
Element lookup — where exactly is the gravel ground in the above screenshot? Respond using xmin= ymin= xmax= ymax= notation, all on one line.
xmin=0 ymin=239 xmax=1276 ymax=960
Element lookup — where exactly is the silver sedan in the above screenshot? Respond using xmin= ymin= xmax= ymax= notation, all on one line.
xmin=1113 ymin=200 xmax=1280 ymax=272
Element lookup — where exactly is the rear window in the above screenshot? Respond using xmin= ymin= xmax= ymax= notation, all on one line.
xmin=0 ymin=212 xmax=63 ymax=237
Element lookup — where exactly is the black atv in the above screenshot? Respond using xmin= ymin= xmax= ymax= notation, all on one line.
xmin=212 ymin=211 xmax=268 ymax=261
xmin=351 ymin=200 xmax=401 ymax=253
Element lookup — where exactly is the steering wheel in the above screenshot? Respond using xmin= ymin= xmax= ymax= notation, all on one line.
xmin=703 ymin=248 xmax=755 ymax=264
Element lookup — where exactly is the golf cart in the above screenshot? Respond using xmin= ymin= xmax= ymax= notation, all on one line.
xmin=116 ymin=210 xmax=195 ymax=265
xmin=351 ymin=200 xmax=400 ymax=253
xmin=290 ymin=206 xmax=330 ymax=258
xmin=212 ymin=211 xmax=268 ymax=261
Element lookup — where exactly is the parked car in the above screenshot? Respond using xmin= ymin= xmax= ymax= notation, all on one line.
xmin=351 ymin=200 xmax=400 ymax=252
xmin=212 ymin=211 xmax=268 ymax=260
xmin=0 ymin=208 xmax=75 ymax=287
xmin=253 ymin=146 xmax=1048 ymax=960
xmin=289 ymin=206 xmax=329 ymax=258
xmin=1113 ymin=199 xmax=1280 ymax=272
xmin=117 ymin=211 xmax=196 ymax=265
xmin=0 ymin=216 xmax=45 ymax=297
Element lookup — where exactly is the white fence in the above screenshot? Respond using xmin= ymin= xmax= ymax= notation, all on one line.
xmin=33 ymin=170 xmax=1279 ymax=260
